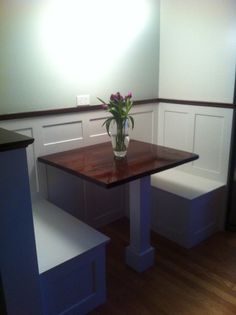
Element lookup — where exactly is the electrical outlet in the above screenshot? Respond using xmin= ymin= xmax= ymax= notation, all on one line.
xmin=76 ymin=94 xmax=90 ymax=106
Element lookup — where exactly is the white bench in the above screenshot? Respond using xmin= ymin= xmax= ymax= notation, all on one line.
xmin=151 ymin=169 xmax=226 ymax=248
xmin=150 ymin=104 xmax=232 ymax=248
xmin=32 ymin=198 xmax=110 ymax=315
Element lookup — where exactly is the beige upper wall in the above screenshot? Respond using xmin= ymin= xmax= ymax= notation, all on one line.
xmin=0 ymin=0 xmax=160 ymax=115
xmin=159 ymin=0 xmax=236 ymax=103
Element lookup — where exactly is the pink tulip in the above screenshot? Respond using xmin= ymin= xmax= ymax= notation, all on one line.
xmin=125 ymin=92 xmax=132 ymax=100
xmin=102 ymin=103 xmax=108 ymax=109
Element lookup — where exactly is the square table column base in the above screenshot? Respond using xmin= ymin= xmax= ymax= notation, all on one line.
xmin=125 ymin=246 xmax=155 ymax=272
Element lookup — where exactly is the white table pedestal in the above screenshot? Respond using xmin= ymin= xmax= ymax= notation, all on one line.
xmin=126 ymin=176 xmax=155 ymax=272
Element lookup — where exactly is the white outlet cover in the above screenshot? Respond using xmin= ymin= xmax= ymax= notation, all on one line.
xmin=76 ymin=95 xmax=90 ymax=106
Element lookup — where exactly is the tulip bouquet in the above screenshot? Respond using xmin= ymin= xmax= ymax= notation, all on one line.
xmin=98 ymin=92 xmax=134 ymax=157
xmin=98 ymin=92 xmax=134 ymax=135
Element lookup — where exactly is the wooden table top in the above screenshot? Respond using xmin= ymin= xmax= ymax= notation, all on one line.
xmin=38 ymin=140 xmax=199 ymax=188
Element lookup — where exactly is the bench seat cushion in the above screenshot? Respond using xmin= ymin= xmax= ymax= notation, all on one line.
xmin=32 ymin=198 xmax=109 ymax=274
xmin=151 ymin=169 xmax=225 ymax=200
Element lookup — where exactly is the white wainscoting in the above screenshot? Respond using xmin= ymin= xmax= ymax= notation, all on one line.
xmin=157 ymin=103 xmax=233 ymax=182
xmin=1 ymin=102 xmax=232 ymax=230
xmin=0 ymin=103 xmax=157 ymax=227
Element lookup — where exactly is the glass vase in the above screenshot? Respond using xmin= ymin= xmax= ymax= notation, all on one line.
xmin=110 ymin=119 xmax=130 ymax=158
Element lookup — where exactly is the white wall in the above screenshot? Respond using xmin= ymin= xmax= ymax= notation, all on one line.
xmin=0 ymin=0 xmax=159 ymax=115
xmin=159 ymin=0 xmax=236 ymax=102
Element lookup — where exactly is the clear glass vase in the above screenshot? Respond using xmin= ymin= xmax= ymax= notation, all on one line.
xmin=110 ymin=119 xmax=130 ymax=158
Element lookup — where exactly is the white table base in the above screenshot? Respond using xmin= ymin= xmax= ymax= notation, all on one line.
xmin=125 ymin=176 xmax=155 ymax=272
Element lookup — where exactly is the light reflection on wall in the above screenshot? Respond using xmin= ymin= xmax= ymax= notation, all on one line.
xmin=38 ymin=0 xmax=150 ymax=82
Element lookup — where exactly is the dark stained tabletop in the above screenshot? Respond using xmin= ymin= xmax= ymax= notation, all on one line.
xmin=38 ymin=140 xmax=199 ymax=188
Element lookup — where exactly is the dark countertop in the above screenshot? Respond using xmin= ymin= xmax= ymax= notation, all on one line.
xmin=0 ymin=128 xmax=34 ymax=152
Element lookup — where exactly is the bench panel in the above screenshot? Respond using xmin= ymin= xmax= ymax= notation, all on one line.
xmin=158 ymin=103 xmax=233 ymax=182
xmin=32 ymin=198 xmax=109 ymax=315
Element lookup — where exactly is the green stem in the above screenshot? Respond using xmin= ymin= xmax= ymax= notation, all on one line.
xmin=115 ymin=120 xmax=126 ymax=151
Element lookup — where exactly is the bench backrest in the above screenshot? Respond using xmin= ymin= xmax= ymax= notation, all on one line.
xmin=157 ymin=103 xmax=233 ymax=183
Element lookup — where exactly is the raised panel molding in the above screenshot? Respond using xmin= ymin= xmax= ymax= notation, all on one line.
xmin=158 ymin=103 xmax=233 ymax=182
xmin=88 ymin=106 xmax=156 ymax=145
xmin=163 ymin=110 xmax=189 ymax=150
xmin=158 ymin=103 xmax=194 ymax=150
xmin=130 ymin=110 xmax=155 ymax=143
xmin=193 ymin=114 xmax=224 ymax=174
xmin=89 ymin=117 xmax=108 ymax=138
xmin=89 ymin=116 xmax=110 ymax=145
xmin=43 ymin=121 xmax=83 ymax=146
xmin=1 ymin=103 xmax=232 ymax=187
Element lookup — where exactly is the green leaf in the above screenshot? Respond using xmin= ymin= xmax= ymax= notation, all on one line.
xmin=109 ymin=108 xmax=120 ymax=120
xmin=127 ymin=100 xmax=133 ymax=113
xmin=98 ymin=97 xmax=109 ymax=105
xmin=128 ymin=115 xmax=134 ymax=129
xmin=102 ymin=117 xmax=114 ymax=136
